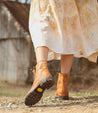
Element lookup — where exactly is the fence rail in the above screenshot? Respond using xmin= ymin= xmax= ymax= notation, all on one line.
xmin=0 ymin=0 xmax=31 ymax=4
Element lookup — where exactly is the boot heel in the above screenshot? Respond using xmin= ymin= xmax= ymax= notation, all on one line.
xmin=41 ymin=77 xmax=55 ymax=90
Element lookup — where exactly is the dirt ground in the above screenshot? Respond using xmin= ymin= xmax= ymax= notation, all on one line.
xmin=0 ymin=82 xmax=98 ymax=113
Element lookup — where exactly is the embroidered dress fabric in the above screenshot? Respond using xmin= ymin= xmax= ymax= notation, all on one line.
xmin=29 ymin=0 xmax=98 ymax=63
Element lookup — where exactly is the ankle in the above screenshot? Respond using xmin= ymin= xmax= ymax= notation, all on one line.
xmin=37 ymin=60 xmax=47 ymax=64
xmin=36 ymin=60 xmax=48 ymax=70
xmin=60 ymin=72 xmax=70 ymax=76
xmin=59 ymin=73 xmax=70 ymax=81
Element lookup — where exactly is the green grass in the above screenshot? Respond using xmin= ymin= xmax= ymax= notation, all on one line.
xmin=0 ymin=82 xmax=27 ymax=97
xmin=0 ymin=93 xmax=24 ymax=97
xmin=0 ymin=92 xmax=98 ymax=98
xmin=72 ymin=92 xmax=98 ymax=97
xmin=0 ymin=82 xmax=98 ymax=98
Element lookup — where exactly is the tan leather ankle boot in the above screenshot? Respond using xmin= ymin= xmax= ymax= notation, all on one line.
xmin=55 ymin=73 xmax=69 ymax=100
xmin=25 ymin=61 xmax=54 ymax=106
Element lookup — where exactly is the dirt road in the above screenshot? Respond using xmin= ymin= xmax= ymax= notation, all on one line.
xmin=0 ymin=82 xmax=98 ymax=113
xmin=0 ymin=95 xmax=98 ymax=113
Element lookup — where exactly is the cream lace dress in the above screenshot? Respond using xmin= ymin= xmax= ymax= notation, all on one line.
xmin=29 ymin=0 xmax=98 ymax=63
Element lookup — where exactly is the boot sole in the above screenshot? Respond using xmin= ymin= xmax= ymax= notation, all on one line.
xmin=55 ymin=95 xmax=69 ymax=100
xmin=25 ymin=77 xmax=54 ymax=106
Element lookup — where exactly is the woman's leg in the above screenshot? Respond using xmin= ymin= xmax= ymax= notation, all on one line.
xmin=55 ymin=54 xmax=74 ymax=100
xmin=61 ymin=54 xmax=74 ymax=74
xmin=35 ymin=46 xmax=49 ymax=63
xmin=25 ymin=46 xmax=54 ymax=106
xmin=32 ymin=46 xmax=49 ymax=76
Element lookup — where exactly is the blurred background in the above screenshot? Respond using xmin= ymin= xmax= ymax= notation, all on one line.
xmin=0 ymin=0 xmax=98 ymax=93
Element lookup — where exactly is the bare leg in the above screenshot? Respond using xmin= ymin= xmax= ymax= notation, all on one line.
xmin=61 ymin=54 xmax=74 ymax=74
xmin=35 ymin=46 xmax=49 ymax=63
xmin=25 ymin=46 xmax=54 ymax=106
xmin=55 ymin=54 xmax=74 ymax=99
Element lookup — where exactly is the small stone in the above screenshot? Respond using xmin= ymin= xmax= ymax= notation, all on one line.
xmin=39 ymin=109 xmax=42 ymax=112
xmin=12 ymin=104 xmax=18 ymax=108
xmin=7 ymin=103 xmax=12 ymax=109
xmin=59 ymin=107 xmax=63 ymax=109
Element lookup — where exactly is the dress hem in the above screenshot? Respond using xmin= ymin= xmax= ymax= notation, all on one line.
xmin=34 ymin=44 xmax=98 ymax=63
